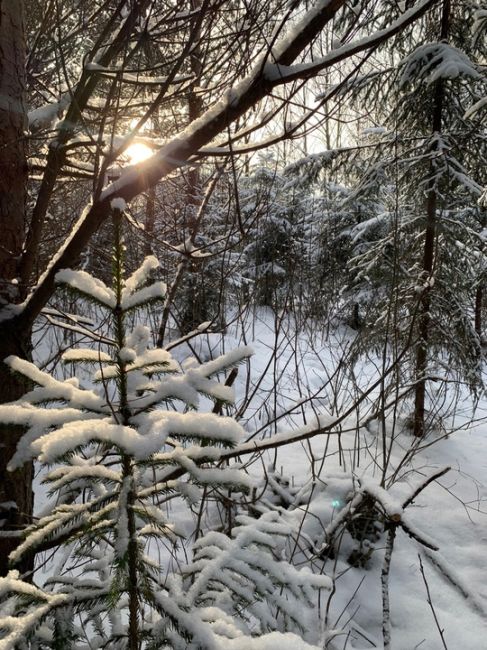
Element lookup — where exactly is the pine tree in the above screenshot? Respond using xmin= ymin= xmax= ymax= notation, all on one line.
xmin=241 ymin=165 xmax=305 ymax=310
xmin=0 ymin=203 xmax=328 ymax=649
xmin=314 ymin=0 xmax=487 ymax=434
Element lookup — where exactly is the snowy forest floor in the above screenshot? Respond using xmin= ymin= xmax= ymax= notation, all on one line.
xmin=35 ymin=307 xmax=487 ymax=649
xmin=218 ymin=310 xmax=487 ymax=649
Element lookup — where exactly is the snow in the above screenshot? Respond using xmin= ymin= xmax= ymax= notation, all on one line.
xmin=0 ymin=572 xmax=68 ymax=650
xmin=3 ymin=355 xmax=106 ymax=412
xmin=62 ymin=348 xmax=112 ymax=364
xmin=195 ymin=345 xmax=254 ymax=378
xmin=220 ymin=631 xmax=320 ymax=649
xmin=114 ymin=477 xmax=130 ymax=558
xmin=399 ymin=43 xmax=481 ymax=86
xmin=171 ymin=450 xmax=252 ymax=489
xmin=93 ymin=348 xmax=178 ymax=381
xmin=123 ymin=255 xmax=160 ymax=294
xmin=110 ymin=197 xmax=127 ymax=212
xmin=3 ymin=305 xmax=487 ymax=648
xmin=1 ymin=409 xmax=104 ymax=472
xmin=118 ymin=347 xmax=136 ymax=363
xmin=120 ymin=281 xmax=166 ymax=310
xmin=139 ymin=410 xmax=244 ymax=447
xmin=270 ymin=0 xmax=335 ymax=62
xmin=125 ymin=348 xmax=174 ymax=371
xmin=208 ymin=312 xmax=487 ymax=649
xmin=28 ymin=95 xmax=69 ymax=132
xmin=359 ymin=478 xmax=403 ymax=521
xmin=24 ymin=410 xmax=244 ymax=465
xmin=55 ymin=269 xmax=116 ymax=308
xmin=44 ymin=465 xmax=121 ymax=492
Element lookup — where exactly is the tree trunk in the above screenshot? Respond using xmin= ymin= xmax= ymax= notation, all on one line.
xmin=179 ymin=0 xmax=207 ymax=334
xmin=0 ymin=0 xmax=33 ymax=576
xmin=0 ymin=0 xmax=26 ymax=298
xmin=412 ymin=188 xmax=436 ymax=438
xmin=412 ymin=0 xmax=450 ymax=438
xmin=475 ymin=284 xmax=483 ymax=340
xmin=0 ymin=325 xmax=33 ymax=577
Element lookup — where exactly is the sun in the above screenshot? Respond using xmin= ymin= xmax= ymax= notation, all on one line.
xmin=126 ymin=141 xmax=153 ymax=165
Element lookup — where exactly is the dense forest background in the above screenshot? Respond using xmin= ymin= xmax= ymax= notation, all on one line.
xmin=0 ymin=1 xmax=486 ymax=648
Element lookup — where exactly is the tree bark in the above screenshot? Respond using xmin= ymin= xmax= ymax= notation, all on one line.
xmin=179 ymin=0 xmax=208 ymax=334
xmin=0 ymin=0 xmax=33 ymax=576
xmin=475 ymin=285 xmax=483 ymax=340
xmin=412 ymin=0 xmax=450 ymax=438
xmin=0 ymin=325 xmax=33 ymax=577
xmin=0 ymin=0 xmax=26 ymax=297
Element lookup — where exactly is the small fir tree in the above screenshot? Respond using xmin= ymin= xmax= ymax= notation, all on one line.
xmin=0 ymin=204 xmax=328 ymax=649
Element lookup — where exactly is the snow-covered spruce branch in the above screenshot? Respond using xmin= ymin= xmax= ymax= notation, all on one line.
xmin=159 ymin=511 xmax=331 ymax=644
xmin=15 ymin=340 xmax=429 ymax=561
xmin=0 ymin=571 xmax=70 ymax=649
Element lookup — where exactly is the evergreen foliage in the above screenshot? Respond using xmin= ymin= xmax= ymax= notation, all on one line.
xmin=0 ymin=207 xmax=329 ymax=649
xmin=277 ymin=1 xmax=487 ymax=427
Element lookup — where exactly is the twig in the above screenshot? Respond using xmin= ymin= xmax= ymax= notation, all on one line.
xmin=418 ymin=554 xmax=448 ymax=650
xmin=402 ymin=467 xmax=451 ymax=509
xmin=381 ymin=526 xmax=396 ymax=650
xmin=212 ymin=367 xmax=238 ymax=415
xmin=423 ymin=548 xmax=487 ymax=618
xmin=400 ymin=519 xmax=438 ymax=551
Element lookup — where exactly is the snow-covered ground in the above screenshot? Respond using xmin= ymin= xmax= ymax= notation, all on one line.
xmin=32 ymin=306 xmax=487 ymax=649
xmin=207 ymin=310 xmax=487 ymax=649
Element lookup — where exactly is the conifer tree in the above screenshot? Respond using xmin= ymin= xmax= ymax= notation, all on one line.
xmin=304 ymin=0 xmax=487 ymax=434
xmin=0 ymin=204 xmax=329 ymax=649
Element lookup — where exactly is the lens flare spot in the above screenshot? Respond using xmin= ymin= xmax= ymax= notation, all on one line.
xmin=126 ymin=142 xmax=153 ymax=164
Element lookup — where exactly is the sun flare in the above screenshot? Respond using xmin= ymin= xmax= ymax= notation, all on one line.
xmin=126 ymin=142 xmax=153 ymax=164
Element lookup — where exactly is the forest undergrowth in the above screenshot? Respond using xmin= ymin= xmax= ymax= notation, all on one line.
xmin=7 ymin=273 xmax=485 ymax=650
